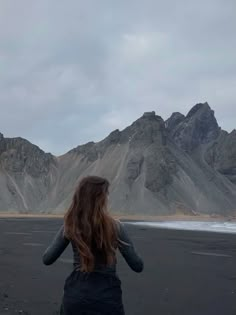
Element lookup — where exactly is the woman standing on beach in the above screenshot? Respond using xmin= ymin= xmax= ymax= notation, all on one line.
xmin=42 ymin=176 xmax=143 ymax=315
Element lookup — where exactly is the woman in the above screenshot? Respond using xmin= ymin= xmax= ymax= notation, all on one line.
xmin=42 ymin=176 xmax=143 ymax=315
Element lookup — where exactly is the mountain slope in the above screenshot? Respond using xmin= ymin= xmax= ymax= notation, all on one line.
xmin=0 ymin=134 xmax=58 ymax=213
xmin=0 ymin=103 xmax=235 ymax=215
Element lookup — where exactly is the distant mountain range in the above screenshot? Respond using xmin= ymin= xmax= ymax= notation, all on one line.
xmin=0 ymin=103 xmax=235 ymax=216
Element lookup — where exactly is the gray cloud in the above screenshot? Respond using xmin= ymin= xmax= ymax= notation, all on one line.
xmin=0 ymin=0 xmax=235 ymax=155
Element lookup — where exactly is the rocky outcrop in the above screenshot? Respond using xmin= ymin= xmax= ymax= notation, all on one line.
xmin=1 ymin=137 xmax=54 ymax=176
xmin=205 ymin=130 xmax=236 ymax=184
xmin=168 ymin=103 xmax=220 ymax=152
xmin=0 ymin=135 xmax=57 ymax=213
xmin=0 ymin=104 xmax=235 ymax=216
xmin=165 ymin=112 xmax=185 ymax=133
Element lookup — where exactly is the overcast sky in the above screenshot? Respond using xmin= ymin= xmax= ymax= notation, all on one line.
xmin=0 ymin=0 xmax=235 ymax=155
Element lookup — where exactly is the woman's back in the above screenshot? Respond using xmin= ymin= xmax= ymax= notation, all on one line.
xmin=43 ymin=220 xmax=143 ymax=274
xmin=42 ymin=176 xmax=143 ymax=315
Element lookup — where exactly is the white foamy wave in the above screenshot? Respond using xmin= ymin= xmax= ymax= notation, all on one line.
xmin=127 ymin=221 xmax=236 ymax=234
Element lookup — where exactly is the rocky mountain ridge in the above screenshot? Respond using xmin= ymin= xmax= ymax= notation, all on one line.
xmin=0 ymin=103 xmax=235 ymax=215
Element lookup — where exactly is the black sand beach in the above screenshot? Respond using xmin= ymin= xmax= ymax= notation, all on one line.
xmin=0 ymin=218 xmax=236 ymax=315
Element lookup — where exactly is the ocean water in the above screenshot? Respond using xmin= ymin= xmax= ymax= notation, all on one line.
xmin=127 ymin=221 xmax=236 ymax=234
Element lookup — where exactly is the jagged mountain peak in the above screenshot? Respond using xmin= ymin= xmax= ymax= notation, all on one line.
xmin=186 ymin=102 xmax=211 ymax=118
xmin=69 ymin=111 xmax=166 ymax=156
xmin=142 ymin=111 xmax=156 ymax=118
xmin=165 ymin=112 xmax=185 ymax=131
xmin=125 ymin=111 xmax=163 ymax=131
xmin=168 ymin=112 xmax=185 ymax=119
xmin=168 ymin=102 xmax=220 ymax=151
xmin=0 ymin=135 xmax=55 ymax=176
xmin=119 ymin=111 xmax=166 ymax=148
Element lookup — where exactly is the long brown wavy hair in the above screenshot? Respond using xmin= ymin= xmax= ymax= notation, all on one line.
xmin=64 ymin=176 xmax=117 ymax=272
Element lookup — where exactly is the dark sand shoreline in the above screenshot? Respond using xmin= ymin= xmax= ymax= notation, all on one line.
xmin=0 ymin=212 xmax=236 ymax=222
xmin=0 ymin=218 xmax=236 ymax=314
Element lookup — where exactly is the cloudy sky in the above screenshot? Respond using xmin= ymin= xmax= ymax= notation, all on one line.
xmin=0 ymin=0 xmax=235 ymax=155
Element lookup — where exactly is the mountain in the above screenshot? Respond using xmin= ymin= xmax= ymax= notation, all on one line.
xmin=0 ymin=103 xmax=235 ymax=216
xmin=0 ymin=134 xmax=58 ymax=213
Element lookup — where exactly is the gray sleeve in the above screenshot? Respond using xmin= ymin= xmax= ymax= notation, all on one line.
xmin=118 ymin=222 xmax=144 ymax=273
xmin=42 ymin=225 xmax=70 ymax=265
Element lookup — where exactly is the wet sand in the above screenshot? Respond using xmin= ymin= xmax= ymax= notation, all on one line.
xmin=0 ymin=212 xmax=235 ymax=222
xmin=0 ymin=218 xmax=236 ymax=315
